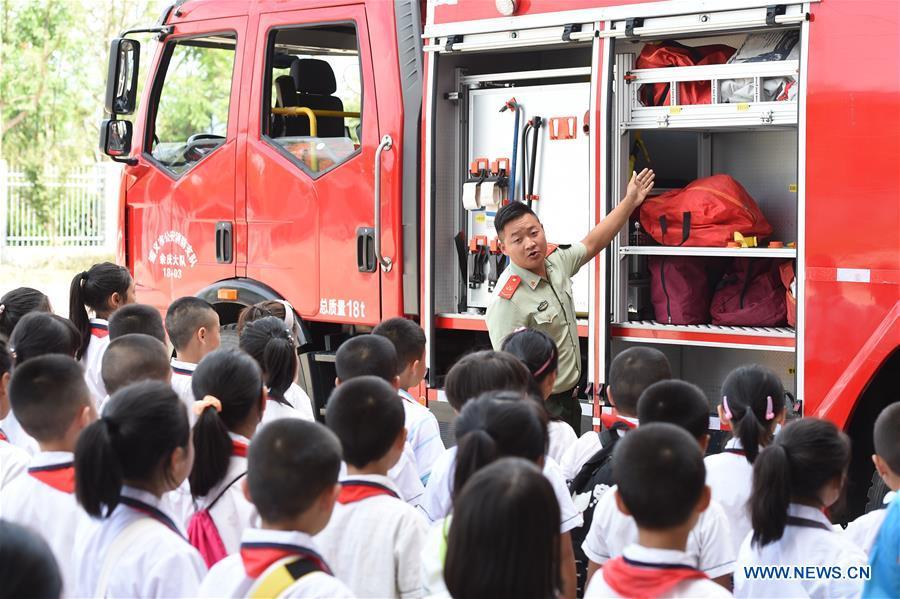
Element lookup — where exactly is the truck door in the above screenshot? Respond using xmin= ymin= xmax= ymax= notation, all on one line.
xmin=245 ymin=6 xmax=381 ymax=324
xmin=131 ymin=18 xmax=246 ymax=301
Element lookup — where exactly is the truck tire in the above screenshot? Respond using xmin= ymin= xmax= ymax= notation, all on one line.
xmin=219 ymin=323 xmax=240 ymax=350
xmin=865 ymin=470 xmax=890 ymax=513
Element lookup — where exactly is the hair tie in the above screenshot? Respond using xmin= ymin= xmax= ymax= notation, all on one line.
xmin=765 ymin=395 xmax=775 ymax=420
xmin=513 ymin=326 xmax=527 ymax=333
xmin=193 ymin=395 xmax=222 ymax=416
xmin=102 ymin=416 xmax=118 ymax=436
xmin=274 ymin=299 xmax=295 ymax=330
xmin=0 ymin=304 xmax=5 ymax=316
xmin=80 ymin=271 xmax=89 ymax=287
xmin=532 ymin=353 xmax=555 ymax=379
xmin=722 ymin=396 xmax=734 ymax=420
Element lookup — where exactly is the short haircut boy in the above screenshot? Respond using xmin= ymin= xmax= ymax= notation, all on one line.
xmin=248 ymin=419 xmax=342 ymax=523
xmin=444 ymin=350 xmax=532 ymax=412
xmin=637 ymin=379 xmax=710 ymax=440
xmin=108 ymin=304 xmax=166 ymax=343
xmin=494 ymin=201 xmax=538 ymax=239
xmin=101 ymin=334 xmax=171 ymax=394
xmin=608 ymin=347 xmax=672 ymax=415
xmin=9 ymin=354 xmax=91 ymax=442
xmin=614 ymin=423 xmax=706 ymax=529
xmin=334 ymin=335 xmax=399 ymax=382
xmin=874 ymin=402 xmax=900 ymax=474
xmin=164 ymin=297 xmax=216 ymax=351
xmin=326 ymin=376 xmax=404 ymax=468
xmin=372 ymin=318 xmax=426 ymax=369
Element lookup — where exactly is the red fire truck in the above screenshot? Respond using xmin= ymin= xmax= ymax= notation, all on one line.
xmin=100 ymin=0 xmax=898 ymax=514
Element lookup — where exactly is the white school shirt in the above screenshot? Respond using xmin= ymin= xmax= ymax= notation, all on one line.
xmin=421 ymin=517 xmax=451 ymax=597
xmin=420 ymin=447 xmax=583 ymax=533
xmin=0 ymin=409 xmax=39 ymax=456
xmin=170 ymin=358 xmax=197 ymax=421
xmin=559 ymin=417 xmax=637 ymax=481
xmin=74 ymin=485 xmax=206 ymax=598
xmin=0 ymin=451 xmax=89 ymax=595
xmin=582 ymin=484 xmax=736 ymax=579
xmin=82 ymin=318 xmax=110 ymax=405
xmin=734 ymin=503 xmax=867 ymax=599
xmin=389 ymin=443 xmax=426 ymax=507
xmin=188 ymin=433 xmax=258 ymax=555
xmin=840 ymin=491 xmax=895 ymax=555
xmin=262 ymin=383 xmax=316 ymax=426
xmin=0 ymin=431 xmax=29 ymax=491
xmin=199 ymin=528 xmax=354 ymax=599
xmin=705 ymin=437 xmax=755 ymax=555
xmin=548 ymin=419 xmax=577 ymax=465
xmin=584 ymin=544 xmax=733 ymax=598
xmin=315 ymin=473 xmax=428 ymax=599
xmin=399 ymin=389 xmax=445 ymax=485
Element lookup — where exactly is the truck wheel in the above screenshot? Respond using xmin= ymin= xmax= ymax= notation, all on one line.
xmin=220 ymin=323 xmax=240 ymax=350
xmin=865 ymin=470 xmax=890 ymax=513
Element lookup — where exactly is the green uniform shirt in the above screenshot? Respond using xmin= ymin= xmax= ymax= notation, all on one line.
xmin=486 ymin=242 xmax=587 ymax=394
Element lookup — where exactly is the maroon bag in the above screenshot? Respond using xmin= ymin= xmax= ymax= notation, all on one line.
xmin=710 ymin=259 xmax=787 ymax=326
xmin=648 ymin=257 xmax=727 ymax=325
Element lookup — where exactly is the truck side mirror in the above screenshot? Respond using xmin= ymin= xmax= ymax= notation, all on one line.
xmin=100 ymin=119 xmax=133 ymax=158
xmin=105 ymin=38 xmax=140 ymax=115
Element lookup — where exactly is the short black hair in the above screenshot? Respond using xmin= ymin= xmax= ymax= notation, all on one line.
xmin=608 ymin=347 xmax=672 ymax=416
xmin=101 ymin=334 xmax=171 ymax=394
xmin=372 ymin=317 xmax=426 ymax=369
xmin=165 ymin=296 xmax=217 ymax=350
xmin=0 ymin=287 xmax=51 ymax=339
xmin=614 ymin=423 xmax=706 ymax=530
xmin=494 ymin=201 xmax=539 ymax=238
xmin=0 ymin=339 xmax=12 ymax=377
xmin=874 ymin=402 xmax=900 ymax=474
xmin=8 ymin=312 xmax=79 ymax=364
xmin=444 ymin=350 xmax=532 ymax=412
xmin=9 ymin=354 xmax=91 ymax=442
xmin=0 ymin=520 xmax=63 ymax=599
xmin=334 ymin=334 xmax=399 ymax=382
xmin=325 ymin=376 xmax=404 ymax=468
xmin=109 ymin=303 xmax=166 ymax=343
xmin=248 ymin=419 xmax=342 ymax=523
xmin=637 ymin=379 xmax=710 ymax=440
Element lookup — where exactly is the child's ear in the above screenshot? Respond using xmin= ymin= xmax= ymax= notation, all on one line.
xmin=258 ymin=387 xmax=268 ymax=417
xmin=242 ymin=477 xmax=252 ymax=503
xmin=334 ymin=377 xmax=341 ymax=388
xmin=392 ymin=375 xmax=401 ymax=390
xmin=695 ymin=484 xmax=712 ymax=514
xmin=872 ymin=454 xmax=891 ymax=483
xmin=607 ymin=388 xmax=617 ymax=409
xmin=80 ymin=403 xmax=97 ymax=428
xmin=394 ymin=427 xmax=407 ymax=450
xmin=716 ymin=404 xmax=729 ymax=426
xmin=197 ymin=326 xmax=207 ymax=344
xmin=614 ymin=489 xmax=632 ymax=516
xmin=698 ymin=434 xmax=710 ymax=454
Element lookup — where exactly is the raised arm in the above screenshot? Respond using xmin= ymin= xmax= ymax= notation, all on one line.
xmin=580 ymin=168 xmax=655 ymax=261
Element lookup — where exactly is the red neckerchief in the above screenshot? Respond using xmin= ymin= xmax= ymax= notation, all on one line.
xmin=232 ymin=439 xmax=248 ymax=457
xmin=602 ymin=555 xmax=708 ymax=599
xmin=119 ymin=495 xmax=184 ymax=538
xmin=0 ymin=428 xmax=7 ymax=442
xmin=90 ymin=322 xmax=109 ymax=338
xmin=240 ymin=541 xmax=331 ymax=578
xmin=28 ymin=462 xmax=76 ymax=494
xmin=337 ymin=480 xmax=400 ymax=505
xmin=600 ymin=412 xmax=638 ymax=431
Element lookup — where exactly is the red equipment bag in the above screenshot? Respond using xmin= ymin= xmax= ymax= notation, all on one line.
xmin=648 ymin=256 xmax=727 ymax=325
xmin=710 ymin=258 xmax=788 ymax=326
xmin=639 ymin=175 xmax=774 ymax=248
xmin=636 ymin=41 xmax=736 ymax=106
xmin=780 ymin=261 xmax=797 ymax=327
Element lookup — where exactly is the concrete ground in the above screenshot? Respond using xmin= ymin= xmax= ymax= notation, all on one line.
xmin=0 ymin=253 xmax=115 ymax=315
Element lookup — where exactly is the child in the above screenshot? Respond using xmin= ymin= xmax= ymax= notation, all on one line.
xmin=73 ymin=380 xmax=205 ymax=597
xmin=316 ymin=376 xmax=428 ymax=598
xmin=165 ymin=297 xmax=221 ymax=415
xmin=502 ymin=327 xmax=577 ymax=463
xmin=0 ymin=341 xmax=28 ymax=490
xmin=0 ymin=355 xmax=96 ymax=594
xmin=862 ymin=402 xmax=900 ymax=598
xmin=734 ymin=418 xmax=867 ymax=598
xmin=560 ymin=346 xmax=671 ymax=480
xmin=334 ymin=334 xmax=425 ymax=507
xmin=108 ymin=303 xmax=167 ymax=343
xmin=584 ymin=423 xmax=731 ymax=598
xmin=69 ymin=262 xmax=135 ymax=403
xmin=100 ymin=334 xmax=172 ymax=406
xmin=446 ymin=458 xmax=561 ymax=599
xmin=0 ymin=520 xmax=63 ymax=599
xmin=188 ymin=348 xmax=266 ymax=564
xmin=583 ymin=380 xmax=736 ymax=588
xmin=373 ymin=317 xmax=445 ymax=484
xmin=706 ymin=365 xmax=786 ymax=553
xmin=240 ymin=316 xmax=314 ymax=423
xmin=198 ymin=419 xmax=352 ymax=598
xmin=0 ymin=286 xmax=51 ymax=340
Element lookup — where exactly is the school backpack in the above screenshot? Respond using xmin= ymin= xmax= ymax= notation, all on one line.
xmin=710 ymin=258 xmax=788 ymax=326
xmin=187 ymin=472 xmax=247 ymax=567
xmin=648 ymin=256 xmax=728 ymax=325
xmin=568 ymin=422 xmax=629 ymax=597
xmin=635 ymin=41 xmax=736 ymax=106
xmin=639 ymin=175 xmax=773 ymax=248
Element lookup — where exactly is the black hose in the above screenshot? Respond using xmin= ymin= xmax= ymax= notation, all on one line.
xmin=527 ymin=116 xmax=542 ymax=209
xmin=520 ymin=123 xmax=531 ymax=203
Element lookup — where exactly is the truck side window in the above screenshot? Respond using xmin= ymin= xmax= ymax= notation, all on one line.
xmin=148 ymin=33 xmax=237 ymax=176
xmin=263 ymin=24 xmax=362 ymax=176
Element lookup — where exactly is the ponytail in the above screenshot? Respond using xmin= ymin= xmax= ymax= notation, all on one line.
xmin=189 ymin=349 xmax=264 ymax=498
xmin=721 ymin=365 xmax=786 ymax=463
xmin=74 ymin=381 xmax=189 ymax=518
xmin=69 ymin=262 xmax=132 ymax=359
xmin=239 ymin=316 xmax=297 ymax=406
xmin=750 ymin=418 xmax=850 ymax=547
xmin=453 ymin=430 xmax=498 ymax=500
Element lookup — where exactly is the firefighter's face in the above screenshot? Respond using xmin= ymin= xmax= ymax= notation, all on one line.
xmin=499 ymin=213 xmax=547 ymax=272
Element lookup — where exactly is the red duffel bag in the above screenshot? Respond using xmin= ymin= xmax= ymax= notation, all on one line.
xmin=639 ymin=175 xmax=774 ymax=248
xmin=648 ymin=256 xmax=728 ymax=325
xmin=710 ymin=258 xmax=788 ymax=326
xmin=636 ymin=41 xmax=736 ymax=106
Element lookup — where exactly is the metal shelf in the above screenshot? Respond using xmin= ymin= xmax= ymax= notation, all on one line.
xmin=610 ymin=321 xmax=796 ymax=352
xmin=619 ymin=246 xmax=796 ymax=258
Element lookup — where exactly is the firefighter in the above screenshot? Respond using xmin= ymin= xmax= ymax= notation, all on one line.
xmin=486 ymin=168 xmax=655 ymax=433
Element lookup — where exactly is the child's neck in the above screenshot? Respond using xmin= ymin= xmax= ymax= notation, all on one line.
xmin=637 ymin=526 xmax=691 ymax=553
xmin=347 ymin=462 xmax=390 ymax=477
xmin=262 ymin=518 xmax=317 ymax=536
xmin=39 ymin=440 xmax=76 ymax=454
xmin=123 ymin=478 xmax=168 ymax=499
xmin=174 ymin=347 xmax=202 ymax=365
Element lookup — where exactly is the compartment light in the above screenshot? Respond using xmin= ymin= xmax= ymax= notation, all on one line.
xmin=495 ymin=0 xmax=517 ymax=17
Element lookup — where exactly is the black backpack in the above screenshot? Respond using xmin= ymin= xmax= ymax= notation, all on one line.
xmin=567 ymin=422 xmax=629 ymax=597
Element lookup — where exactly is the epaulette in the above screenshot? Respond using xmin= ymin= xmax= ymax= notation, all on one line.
xmin=546 ymin=243 xmax=559 ymax=255
xmin=499 ymin=275 xmax=522 ymax=300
